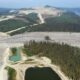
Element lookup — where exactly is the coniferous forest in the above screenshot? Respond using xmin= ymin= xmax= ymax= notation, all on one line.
xmin=23 ymin=41 xmax=80 ymax=80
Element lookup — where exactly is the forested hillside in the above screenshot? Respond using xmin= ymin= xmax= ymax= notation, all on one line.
xmin=28 ymin=12 xmax=80 ymax=32
xmin=0 ymin=19 xmax=28 ymax=32
xmin=0 ymin=12 xmax=43 ymax=34
xmin=0 ymin=9 xmax=80 ymax=35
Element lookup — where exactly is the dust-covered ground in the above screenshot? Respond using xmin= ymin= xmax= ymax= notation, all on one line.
xmin=0 ymin=32 xmax=80 ymax=47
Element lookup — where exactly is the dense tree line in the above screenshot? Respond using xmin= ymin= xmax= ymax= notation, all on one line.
xmin=26 ymin=13 xmax=40 ymax=23
xmin=0 ymin=19 xmax=28 ymax=32
xmin=10 ymin=25 xmax=31 ymax=36
xmin=23 ymin=41 xmax=80 ymax=80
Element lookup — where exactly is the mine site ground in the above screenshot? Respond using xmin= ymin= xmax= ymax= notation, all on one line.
xmin=0 ymin=32 xmax=80 ymax=80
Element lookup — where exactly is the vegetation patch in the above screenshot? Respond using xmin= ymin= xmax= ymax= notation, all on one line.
xmin=5 ymin=66 xmax=17 ymax=80
xmin=11 ymin=48 xmax=17 ymax=55
xmin=22 ymin=48 xmax=34 ymax=56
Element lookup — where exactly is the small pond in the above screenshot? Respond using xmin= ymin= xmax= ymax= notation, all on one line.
xmin=9 ymin=48 xmax=21 ymax=62
xmin=25 ymin=67 xmax=61 ymax=80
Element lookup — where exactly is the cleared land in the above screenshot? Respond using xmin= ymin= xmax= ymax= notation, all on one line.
xmin=0 ymin=32 xmax=80 ymax=47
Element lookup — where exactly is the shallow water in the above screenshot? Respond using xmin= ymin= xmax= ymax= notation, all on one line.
xmin=9 ymin=48 xmax=21 ymax=62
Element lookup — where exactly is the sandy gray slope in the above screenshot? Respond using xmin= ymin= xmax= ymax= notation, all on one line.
xmin=0 ymin=32 xmax=80 ymax=47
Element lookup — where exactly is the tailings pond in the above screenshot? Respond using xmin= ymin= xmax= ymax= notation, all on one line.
xmin=25 ymin=67 xmax=61 ymax=80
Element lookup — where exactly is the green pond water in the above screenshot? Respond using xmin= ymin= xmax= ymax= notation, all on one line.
xmin=25 ymin=67 xmax=61 ymax=80
xmin=9 ymin=48 xmax=21 ymax=62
